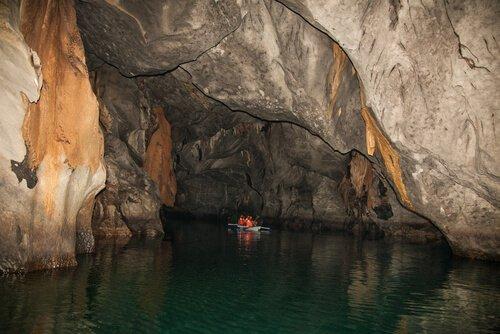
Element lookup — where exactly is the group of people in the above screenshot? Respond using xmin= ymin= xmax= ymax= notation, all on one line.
xmin=238 ymin=215 xmax=257 ymax=227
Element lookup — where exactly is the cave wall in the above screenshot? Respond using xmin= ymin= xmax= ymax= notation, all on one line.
xmin=90 ymin=65 xmax=175 ymax=238
xmin=144 ymin=71 xmax=276 ymax=219
xmin=76 ymin=0 xmax=498 ymax=259
xmin=0 ymin=0 xmax=41 ymax=272
xmin=144 ymin=107 xmax=177 ymax=207
xmin=143 ymin=72 xmax=441 ymax=241
xmin=0 ymin=0 xmax=105 ymax=272
xmin=274 ymin=0 xmax=500 ymax=259
xmin=0 ymin=0 xmax=494 ymax=269
xmin=76 ymin=0 xmax=242 ymax=76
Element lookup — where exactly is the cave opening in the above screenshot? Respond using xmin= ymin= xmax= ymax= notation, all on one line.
xmin=0 ymin=0 xmax=499 ymax=332
xmin=71 ymin=0 xmax=448 ymax=247
xmin=86 ymin=37 xmax=446 ymax=246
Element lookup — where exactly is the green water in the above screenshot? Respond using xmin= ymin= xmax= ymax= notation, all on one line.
xmin=1 ymin=221 xmax=499 ymax=333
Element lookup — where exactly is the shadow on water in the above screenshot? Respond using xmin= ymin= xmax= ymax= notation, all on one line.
xmin=1 ymin=220 xmax=499 ymax=333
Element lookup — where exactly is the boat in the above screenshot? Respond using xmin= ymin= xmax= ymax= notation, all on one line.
xmin=227 ymin=224 xmax=270 ymax=232
xmin=227 ymin=215 xmax=271 ymax=232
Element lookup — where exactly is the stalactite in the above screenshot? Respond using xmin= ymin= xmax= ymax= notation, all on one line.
xmin=17 ymin=0 xmax=105 ymax=269
xmin=328 ymin=43 xmax=348 ymax=118
xmin=144 ymin=107 xmax=177 ymax=206
xmin=21 ymin=0 xmax=103 ymax=174
xmin=359 ymin=85 xmax=413 ymax=209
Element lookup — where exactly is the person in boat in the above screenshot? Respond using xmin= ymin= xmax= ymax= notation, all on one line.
xmin=238 ymin=215 xmax=255 ymax=227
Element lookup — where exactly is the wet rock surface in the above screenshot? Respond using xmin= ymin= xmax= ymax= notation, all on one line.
xmin=144 ymin=73 xmax=442 ymax=241
xmin=91 ymin=65 xmax=168 ymax=238
xmin=76 ymin=0 xmax=494 ymax=259
xmin=0 ymin=0 xmax=496 ymax=269
xmin=275 ymin=0 xmax=500 ymax=258
xmin=0 ymin=0 xmax=105 ymax=272
xmin=144 ymin=107 xmax=177 ymax=207
xmin=0 ymin=0 xmax=41 ymax=272
xmin=21 ymin=0 xmax=107 ymax=268
xmin=75 ymin=0 xmax=242 ymax=76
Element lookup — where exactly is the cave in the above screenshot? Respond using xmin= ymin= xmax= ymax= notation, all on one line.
xmin=0 ymin=0 xmax=499 ymax=332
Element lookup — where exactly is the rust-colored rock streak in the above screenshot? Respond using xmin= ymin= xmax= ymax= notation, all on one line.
xmin=19 ymin=0 xmax=105 ymax=269
xmin=349 ymin=152 xmax=374 ymax=200
xmin=21 ymin=0 xmax=103 ymax=173
xmin=328 ymin=43 xmax=347 ymax=115
xmin=339 ymin=152 xmax=381 ymax=215
xmin=144 ymin=107 xmax=177 ymax=206
xmin=359 ymin=87 xmax=412 ymax=209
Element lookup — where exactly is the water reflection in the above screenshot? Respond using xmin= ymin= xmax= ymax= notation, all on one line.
xmin=0 ymin=221 xmax=499 ymax=333
xmin=1 ymin=238 xmax=172 ymax=333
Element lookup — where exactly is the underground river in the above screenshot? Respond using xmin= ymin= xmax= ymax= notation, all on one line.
xmin=1 ymin=221 xmax=499 ymax=334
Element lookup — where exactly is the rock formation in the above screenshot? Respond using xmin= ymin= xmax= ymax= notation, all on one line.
xmin=0 ymin=0 xmax=497 ymax=273
xmin=0 ymin=0 xmax=105 ymax=272
xmin=0 ymin=0 xmax=41 ymax=272
xmin=144 ymin=107 xmax=177 ymax=207
xmin=76 ymin=0 xmax=499 ymax=259
xmin=144 ymin=71 xmax=441 ymax=241
xmin=273 ymin=0 xmax=500 ymax=259
xmin=75 ymin=0 xmax=242 ymax=76
xmin=90 ymin=65 xmax=174 ymax=238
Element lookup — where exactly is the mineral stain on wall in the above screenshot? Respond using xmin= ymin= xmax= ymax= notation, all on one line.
xmin=16 ymin=0 xmax=105 ymax=270
xmin=328 ymin=43 xmax=348 ymax=118
xmin=359 ymin=86 xmax=413 ymax=209
xmin=21 ymin=0 xmax=103 ymax=175
xmin=144 ymin=107 xmax=177 ymax=207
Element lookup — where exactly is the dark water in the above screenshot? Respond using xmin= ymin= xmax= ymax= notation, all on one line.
xmin=1 ymin=221 xmax=499 ymax=333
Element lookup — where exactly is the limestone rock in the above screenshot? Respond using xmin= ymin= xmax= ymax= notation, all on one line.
xmin=181 ymin=0 xmax=366 ymax=154
xmin=144 ymin=107 xmax=177 ymax=207
xmin=0 ymin=0 xmax=41 ymax=272
xmin=98 ymin=135 xmax=162 ymax=237
xmin=144 ymin=73 xmax=440 ymax=241
xmin=276 ymin=0 xmax=500 ymax=259
xmin=0 ymin=0 xmax=106 ymax=272
xmin=91 ymin=65 xmax=168 ymax=237
xmin=75 ymin=0 xmax=242 ymax=76
xmin=4 ymin=0 xmax=493 ymax=261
